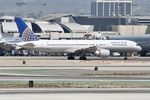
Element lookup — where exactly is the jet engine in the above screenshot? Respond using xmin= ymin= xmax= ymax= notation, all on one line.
xmin=94 ymin=49 xmax=110 ymax=58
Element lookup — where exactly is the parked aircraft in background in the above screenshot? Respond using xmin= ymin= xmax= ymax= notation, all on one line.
xmin=15 ymin=17 xmax=142 ymax=60
xmin=0 ymin=36 xmax=23 ymax=56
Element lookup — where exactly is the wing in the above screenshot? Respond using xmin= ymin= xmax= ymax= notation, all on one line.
xmin=15 ymin=42 xmax=36 ymax=50
xmin=20 ymin=43 xmax=35 ymax=48
xmin=0 ymin=41 xmax=16 ymax=51
xmin=66 ymin=46 xmax=97 ymax=55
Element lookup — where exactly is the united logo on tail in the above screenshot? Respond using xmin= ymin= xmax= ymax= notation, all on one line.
xmin=15 ymin=17 xmax=39 ymax=42
xmin=22 ymin=27 xmax=38 ymax=41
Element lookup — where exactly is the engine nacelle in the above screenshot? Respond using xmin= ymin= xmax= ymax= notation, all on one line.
xmin=95 ymin=49 xmax=110 ymax=58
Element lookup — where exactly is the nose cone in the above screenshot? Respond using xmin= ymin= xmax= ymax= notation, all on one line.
xmin=136 ymin=46 xmax=142 ymax=52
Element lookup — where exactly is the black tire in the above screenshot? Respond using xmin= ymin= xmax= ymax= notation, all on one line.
xmin=79 ymin=56 xmax=87 ymax=60
xmin=68 ymin=56 xmax=75 ymax=60
xmin=140 ymin=51 xmax=147 ymax=57
xmin=124 ymin=57 xmax=128 ymax=60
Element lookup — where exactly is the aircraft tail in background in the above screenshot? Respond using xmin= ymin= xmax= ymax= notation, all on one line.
xmin=15 ymin=17 xmax=39 ymax=42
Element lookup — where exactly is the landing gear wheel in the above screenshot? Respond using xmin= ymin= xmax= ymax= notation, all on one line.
xmin=68 ymin=56 xmax=75 ymax=60
xmin=124 ymin=57 xmax=128 ymax=60
xmin=79 ymin=56 xmax=87 ymax=60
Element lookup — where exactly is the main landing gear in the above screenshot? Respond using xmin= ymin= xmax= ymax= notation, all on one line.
xmin=124 ymin=52 xmax=128 ymax=60
xmin=67 ymin=56 xmax=75 ymax=60
xmin=67 ymin=54 xmax=87 ymax=60
xmin=68 ymin=56 xmax=87 ymax=60
xmin=79 ymin=56 xmax=87 ymax=60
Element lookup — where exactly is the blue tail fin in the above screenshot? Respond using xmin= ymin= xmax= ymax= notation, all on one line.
xmin=15 ymin=17 xmax=39 ymax=42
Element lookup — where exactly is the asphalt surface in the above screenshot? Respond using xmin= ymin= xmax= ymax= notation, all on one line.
xmin=0 ymin=56 xmax=150 ymax=81
xmin=0 ymin=57 xmax=150 ymax=99
xmin=0 ymin=89 xmax=150 ymax=100
xmin=0 ymin=56 xmax=150 ymax=67
xmin=0 ymin=93 xmax=150 ymax=100
xmin=0 ymin=88 xmax=150 ymax=94
xmin=0 ymin=66 xmax=150 ymax=80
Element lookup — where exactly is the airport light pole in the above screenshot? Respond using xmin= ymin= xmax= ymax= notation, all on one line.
xmin=16 ymin=1 xmax=27 ymax=17
xmin=98 ymin=25 xmax=101 ymax=32
xmin=107 ymin=25 xmax=111 ymax=32
xmin=118 ymin=14 xmax=122 ymax=34
xmin=131 ymin=16 xmax=134 ymax=35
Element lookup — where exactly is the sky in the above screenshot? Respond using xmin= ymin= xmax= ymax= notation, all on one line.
xmin=0 ymin=0 xmax=150 ymax=18
xmin=0 ymin=0 xmax=94 ymax=17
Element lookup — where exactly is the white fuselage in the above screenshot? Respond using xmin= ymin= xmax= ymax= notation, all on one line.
xmin=16 ymin=40 xmax=142 ymax=53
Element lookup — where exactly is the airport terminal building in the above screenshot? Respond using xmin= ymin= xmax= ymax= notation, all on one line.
xmin=74 ymin=15 xmax=150 ymax=35
xmin=1 ymin=13 xmax=150 ymax=39
xmin=0 ymin=16 xmax=94 ymax=39
xmin=91 ymin=0 xmax=132 ymax=17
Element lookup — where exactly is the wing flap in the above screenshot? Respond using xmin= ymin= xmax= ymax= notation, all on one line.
xmin=20 ymin=43 xmax=35 ymax=48
xmin=66 ymin=46 xmax=97 ymax=54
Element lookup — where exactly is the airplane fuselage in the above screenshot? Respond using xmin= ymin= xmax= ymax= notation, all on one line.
xmin=16 ymin=40 xmax=142 ymax=53
xmin=104 ymin=35 xmax=150 ymax=56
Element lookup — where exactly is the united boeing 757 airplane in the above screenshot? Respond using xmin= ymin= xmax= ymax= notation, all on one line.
xmin=15 ymin=17 xmax=142 ymax=60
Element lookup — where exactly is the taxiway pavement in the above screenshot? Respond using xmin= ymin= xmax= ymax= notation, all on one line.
xmin=0 ymin=88 xmax=150 ymax=100
xmin=0 ymin=57 xmax=150 ymax=88
xmin=0 ymin=56 xmax=150 ymax=67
